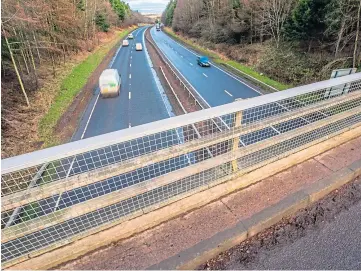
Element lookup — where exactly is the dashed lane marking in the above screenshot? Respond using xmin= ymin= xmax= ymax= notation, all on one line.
xmin=224 ymin=90 xmax=233 ymax=97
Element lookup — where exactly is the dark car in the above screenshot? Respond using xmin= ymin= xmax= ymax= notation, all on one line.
xmin=197 ymin=56 xmax=210 ymax=67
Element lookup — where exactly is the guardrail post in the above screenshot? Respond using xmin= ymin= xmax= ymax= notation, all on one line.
xmin=231 ymin=111 xmax=243 ymax=172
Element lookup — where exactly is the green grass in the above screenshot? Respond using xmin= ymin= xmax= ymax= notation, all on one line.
xmin=221 ymin=60 xmax=291 ymax=91
xmin=39 ymin=28 xmax=134 ymax=147
xmin=164 ymin=27 xmax=290 ymax=91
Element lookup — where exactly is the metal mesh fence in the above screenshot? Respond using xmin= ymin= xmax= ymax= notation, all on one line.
xmin=2 ymin=76 xmax=361 ymax=263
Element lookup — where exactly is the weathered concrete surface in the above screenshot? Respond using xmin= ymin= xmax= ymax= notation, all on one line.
xmin=56 ymin=136 xmax=361 ymax=270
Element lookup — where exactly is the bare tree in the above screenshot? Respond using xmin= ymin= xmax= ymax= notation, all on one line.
xmin=262 ymin=0 xmax=295 ymax=48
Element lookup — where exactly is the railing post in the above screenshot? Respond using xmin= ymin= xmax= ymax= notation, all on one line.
xmin=232 ymin=111 xmax=242 ymax=172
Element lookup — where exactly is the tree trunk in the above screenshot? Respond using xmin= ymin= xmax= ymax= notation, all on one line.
xmin=353 ymin=0 xmax=361 ymax=68
xmin=51 ymin=52 xmax=56 ymax=77
xmin=4 ymin=30 xmax=30 ymax=107
xmin=33 ymin=31 xmax=42 ymax=64
xmin=27 ymin=41 xmax=39 ymax=89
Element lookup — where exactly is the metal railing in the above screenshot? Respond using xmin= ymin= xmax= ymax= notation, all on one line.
xmin=1 ymin=73 xmax=361 ymax=264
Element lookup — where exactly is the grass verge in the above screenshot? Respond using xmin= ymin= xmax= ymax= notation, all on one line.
xmin=39 ymin=27 xmax=135 ymax=148
xmin=163 ymin=27 xmax=290 ymax=91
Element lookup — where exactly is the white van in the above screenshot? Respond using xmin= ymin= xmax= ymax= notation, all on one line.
xmin=135 ymin=43 xmax=143 ymax=51
xmin=122 ymin=40 xmax=129 ymax=47
xmin=99 ymin=69 xmax=121 ymax=98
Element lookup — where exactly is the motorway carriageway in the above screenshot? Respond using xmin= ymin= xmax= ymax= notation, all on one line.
xmin=150 ymin=27 xmax=262 ymax=107
xmin=3 ymin=28 xmax=361 ymax=262
xmin=73 ymin=26 xmax=170 ymax=140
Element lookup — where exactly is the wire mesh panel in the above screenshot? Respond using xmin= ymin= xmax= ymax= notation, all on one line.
xmin=2 ymin=74 xmax=361 ymax=264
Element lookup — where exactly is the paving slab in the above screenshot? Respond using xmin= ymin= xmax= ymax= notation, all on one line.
xmin=314 ymin=138 xmax=361 ymax=172
xmin=221 ymin=159 xmax=332 ymax=220
xmin=60 ymin=200 xmax=237 ymax=270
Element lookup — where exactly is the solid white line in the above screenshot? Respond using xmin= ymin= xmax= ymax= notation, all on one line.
xmin=129 ymin=74 xmax=132 ymax=79
xmin=224 ymin=90 xmax=233 ymax=97
xmin=81 ymin=92 xmax=100 ymax=139
xmin=129 ymin=92 xmax=131 ymax=99
xmin=203 ymin=73 xmax=208 ymax=78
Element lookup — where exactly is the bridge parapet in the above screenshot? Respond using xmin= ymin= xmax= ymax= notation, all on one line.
xmin=2 ymin=73 xmax=361 ymax=265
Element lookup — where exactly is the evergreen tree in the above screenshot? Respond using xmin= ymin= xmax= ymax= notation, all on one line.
xmin=284 ymin=0 xmax=330 ymax=43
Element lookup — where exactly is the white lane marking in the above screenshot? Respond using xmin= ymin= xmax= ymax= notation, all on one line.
xmin=81 ymin=92 xmax=100 ymax=139
xmin=130 ymin=63 xmax=131 ymax=67
xmin=163 ymin=34 xmax=262 ymax=95
xmin=224 ymin=90 xmax=233 ymax=97
xmin=203 ymin=73 xmax=208 ymax=78
xmin=190 ymin=63 xmax=193 ymax=66
xmin=181 ymin=55 xmax=183 ymax=58
xmin=129 ymin=74 xmax=132 ymax=79
xmin=130 ymin=56 xmax=132 ymax=59
xmin=129 ymin=92 xmax=131 ymax=99
xmin=212 ymin=64 xmax=262 ymax=94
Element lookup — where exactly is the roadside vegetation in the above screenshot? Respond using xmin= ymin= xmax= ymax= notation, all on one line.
xmin=1 ymin=0 xmax=151 ymax=158
xmin=162 ymin=0 xmax=361 ymax=88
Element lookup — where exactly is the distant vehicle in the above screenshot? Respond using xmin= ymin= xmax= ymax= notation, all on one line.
xmin=122 ymin=40 xmax=129 ymax=47
xmin=135 ymin=43 xmax=143 ymax=51
xmin=156 ymin=23 xmax=161 ymax=31
xmin=128 ymin=34 xmax=134 ymax=39
xmin=197 ymin=56 xmax=210 ymax=67
xmin=99 ymin=69 xmax=121 ymax=98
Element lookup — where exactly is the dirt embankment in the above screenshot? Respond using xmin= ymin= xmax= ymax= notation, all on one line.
xmin=1 ymin=29 xmax=128 ymax=159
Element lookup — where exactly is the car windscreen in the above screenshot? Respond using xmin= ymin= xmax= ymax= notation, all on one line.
xmin=200 ymin=57 xmax=209 ymax=62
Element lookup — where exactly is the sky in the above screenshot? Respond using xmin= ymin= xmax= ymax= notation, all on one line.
xmin=124 ymin=0 xmax=169 ymax=14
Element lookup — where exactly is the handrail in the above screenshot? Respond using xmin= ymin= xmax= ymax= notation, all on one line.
xmin=2 ymin=73 xmax=361 ymax=174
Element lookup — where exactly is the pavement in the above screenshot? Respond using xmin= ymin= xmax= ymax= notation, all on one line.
xmin=58 ymin=136 xmax=361 ymax=270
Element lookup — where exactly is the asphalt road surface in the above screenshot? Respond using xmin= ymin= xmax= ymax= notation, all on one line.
xmin=230 ymin=200 xmax=361 ymax=270
xmin=74 ymin=26 xmax=171 ymax=140
xmin=150 ymin=27 xmax=261 ymax=107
